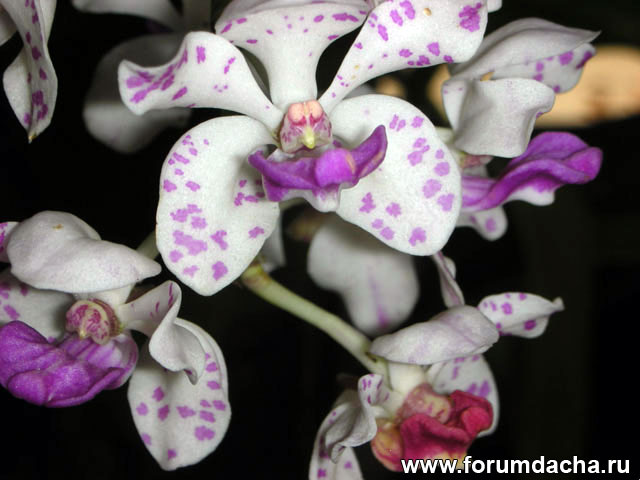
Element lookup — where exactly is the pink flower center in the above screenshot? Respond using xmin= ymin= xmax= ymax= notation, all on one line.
xmin=371 ymin=383 xmax=493 ymax=471
xmin=65 ymin=299 xmax=121 ymax=345
xmin=279 ymin=100 xmax=332 ymax=153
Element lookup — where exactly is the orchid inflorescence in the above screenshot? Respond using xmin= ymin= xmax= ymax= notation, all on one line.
xmin=0 ymin=0 xmax=602 ymax=477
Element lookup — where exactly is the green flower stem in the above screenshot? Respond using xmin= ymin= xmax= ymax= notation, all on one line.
xmin=241 ymin=262 xmax=387 ymax=376
xmin=136 ymin=231 xmax=159 ymax=260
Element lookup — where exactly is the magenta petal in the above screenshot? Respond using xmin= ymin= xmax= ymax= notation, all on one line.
xmin=461 ymin=132 xmax=602 ymax=211
xmin=248 ymin=125 xmax=387 ymax=202
xmin=0 ymin=321 xmax=137 ymax=407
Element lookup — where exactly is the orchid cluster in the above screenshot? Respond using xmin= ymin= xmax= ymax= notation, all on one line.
xmin=0 ymin=0 xmax=603 ymax=477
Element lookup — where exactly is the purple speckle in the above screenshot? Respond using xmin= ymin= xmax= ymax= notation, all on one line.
xmin=194 ymin=426 xmax=215 ymax=441
xmin=434 ymin=162 xmax=450 ymax=176
xmin=212 ymin=261 xmax=228 ymax=280
xmin=437 ymin=193 xmax=454 ymax=212
xmin=409 ymin=227 xmax=426 ymax=246
xmin=172 ymin=87 xmax=188 ymax=100
xmin=524 ymin=319 xmax=537 ymax=330
xmin=427 ymin=42 xmax=440 ymax=56
xmin=423 ymin=179 xmax=442 ymax=198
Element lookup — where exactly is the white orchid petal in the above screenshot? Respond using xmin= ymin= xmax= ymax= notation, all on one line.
xmin=457 ymin=206 xmax=508 ymax=240
xmin=1 ymin=0 xmax=57 ymax=139
xmin=261 ymin=217 xmax=286 ymax=272
xmin=309 ymin=404 xmax=364 ymax=480
xmin=320 ymin=0 xmax=488 ymax=111
xmin=444 ymin=77 xmax=555 ymax=157
xmin=71 ymin=0 xmax=183 ymax=30
xmin=308 ymin=216 xmax=418 ymax=335
xmin=116 ymin=281 xmax=207 ymax=384
xmin=156 ymin=117 xmax=280 ymax=296
xmin=0 ymin=269 xmax=70 ymax=342
xmin=478 ymin=292 xmax=564 ymax=338
xmin=118 ymin=32 xmax=283 ymax=131
xmin=370 ymin=306 xmax=499 ymax=365
xmin=450 ymin=18 xmax=598 ymax=81
xmin=332 ymin=95 xmax=461 ymax=255
xmin=431 ymin=252 xmax=464 ymax=307
xmin=0 ymin=221 xmax=17 ymax=262
xmin=7 ymin=211 xmax=160 ymax=294
xmin=84 ymin=33 xmax=190 ymax=154
xmin=127 ymin=325 xmax=230 ymax=471
xmin=429 ymin=354 xmax=499 ymax=435
xmin=323 ymin=374 xmax=389 ymax=460
xmin=217 ymin=2 xmax=367 ymax=109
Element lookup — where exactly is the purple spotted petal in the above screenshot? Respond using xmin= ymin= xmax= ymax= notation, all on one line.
xmin=320 ymin=0 xmax=488 ymax=112
xmin=431 ymin=252 xmax=464 ymax=308
xmin=370 ymin=306 xmax=499 ymax=365
xmin=216 ymin=1 xmax=367 ymax=109
xmin=71 ymin=0 xmax=184 ymax=30
xmin=127 ymin=322 xmax=230 ymax=470
xmin=0 ymin=269 xmax=70 ymax=342
xmin=118 ymin=32 xmax=283 ymax=131
xmin=0 ymin=321 xmax=137 ymax=407
xmin=308 ymin=216 xmax=418 ymax=336
xmin=331 ymin=95 xmax=461 ymax=255
xmin=478 ymin=292 xmax=564 ymax=338
xmin=84 ymin=33 xmax=190 ymax=154
xmin=461 ymin=132 xmax=602 ymax=211
xmin=156 ymin=117 xmax=280 ymax=296
xmin=7 ymin=211 xmax=161 ymax=294
xmin=116 ymin=281 xmax=206 ymax=384
xmin=450 ymin=18 xmax=599 ymax=91
xmin=427 ymin=354 xmax=499 ymax=435
xmin=0 ymin=221 xmax=17 ymax=262
xmin=1 ymin=0 xmax=57 ymax=139
xmin=444 ymin=18 xmax=599 ymax=157
xmin=248 ymin=125 xmax=387 ymax=212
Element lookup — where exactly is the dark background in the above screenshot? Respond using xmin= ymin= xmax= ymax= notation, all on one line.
xmin=1 ymin=0 xmax=639 ymax=478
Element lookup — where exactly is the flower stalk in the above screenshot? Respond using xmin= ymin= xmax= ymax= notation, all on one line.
xmin=241 ymin=261 xmax=386 ymax=376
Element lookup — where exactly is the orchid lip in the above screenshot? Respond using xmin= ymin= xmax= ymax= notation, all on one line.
xmin=248 ymin=125 xmax=387 ymax=205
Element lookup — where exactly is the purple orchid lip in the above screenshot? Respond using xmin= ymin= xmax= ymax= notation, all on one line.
xmin=0 ymin=321 xmax=137 ymax=407
xmin=461 ymin=132 xmax=602 ymax=211
xmin=248 ymin=125 xmax=387 ymax=202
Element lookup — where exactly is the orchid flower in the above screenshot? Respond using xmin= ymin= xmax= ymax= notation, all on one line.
xmin=0 ymin=0 xmax=57 ymax=140
xmin=309 ymin=254 xmax=563 ymax=478
xmin=438 ymin=129 xmax=603 ymax=240
xmin=307 ymin=126 xmax=600 ymax=328
xmin=0 ymin=212 xmax=230 ymax=470
xmin=442 ymin=18 xmax=599 ymax=158
xmin=73 ymin=0 xmax=211 ymax=152
xmin=116 ymin=0 xmax=497 ymax=296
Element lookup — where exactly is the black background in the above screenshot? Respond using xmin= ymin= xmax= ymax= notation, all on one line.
xmin=1 ymin=1 xmax=639 ymax=478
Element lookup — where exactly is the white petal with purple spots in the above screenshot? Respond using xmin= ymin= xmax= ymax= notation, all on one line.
xmin=84 ymin=33 xmax=190 ymax=154
xmin=478 ymin=292 xmax=564 ymax=338
xmin=370 ymin=305 xmax=499 ymax=365
xmin=216 ymin=1 xmax=367 ymax=109
xmin=156 ymin=117 xmax=280 ymax=296
xmin=127 ymin=322 xmax=230 ymax=471
xmin=0 ymin=269 xmax=70 ymax=342
xmin=1 ymin=0 xmax=57 ymax=139
xmin=331 ymin=95 xmax=461 ymax=256
xmin=319 ymin=0 xmax=488 ymax=111
xmin=118 ymin=32 xmax=283 ymax=131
